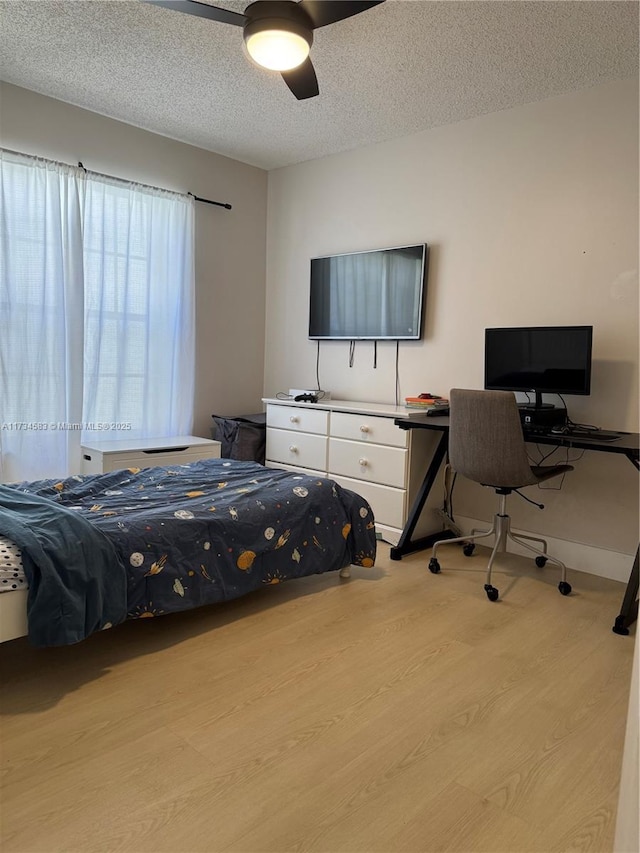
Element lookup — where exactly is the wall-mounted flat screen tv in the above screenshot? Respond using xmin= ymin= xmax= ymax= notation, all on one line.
xmin=309 ymin=244 xmax=428 ymax=340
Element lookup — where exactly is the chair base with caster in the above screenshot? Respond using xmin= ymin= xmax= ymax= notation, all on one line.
xmin=428 ymin=492 xmax=572 ymax=602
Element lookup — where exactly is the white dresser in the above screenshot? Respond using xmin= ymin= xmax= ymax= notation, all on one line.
xmin=263 ymin=398 xmax=441 ymax=545
xmin=81 ymin=435 xmax=221 ymax=474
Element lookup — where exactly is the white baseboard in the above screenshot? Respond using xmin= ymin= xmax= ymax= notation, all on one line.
xmin=455 ymin=515 xmax=634 ymax=584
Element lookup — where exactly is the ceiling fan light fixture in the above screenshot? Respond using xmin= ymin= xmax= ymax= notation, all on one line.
xmin=245 ymin=28 xmax=309 ymax=71
xmin=243 ymin=12 xmax=313 ymax=72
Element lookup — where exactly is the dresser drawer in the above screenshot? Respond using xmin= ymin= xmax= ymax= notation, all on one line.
xmin=328 ymin=438 xmax=407 ymax=488
xmin=266 ymin=429 xmax=327 ymax=471
xmin=330 ymin=411 xmax=408 ymax=448
xmin=332 ymin=475 xmax=406 ymax=530
xmin=266 ymin=404 xmax=329 ymax=435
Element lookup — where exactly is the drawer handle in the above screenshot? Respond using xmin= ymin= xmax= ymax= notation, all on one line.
xmin=359 ymin=424 xmax=370 ymax=433
xmin=142 ymin=447 xmax=187 ymax=454
xmin=290 ymin=416 xmax=299 ymax=423
xmin=289 ymin=445 xmax=299 ymax=453
xmin=359 ymin=457 xmax=368 ymax=467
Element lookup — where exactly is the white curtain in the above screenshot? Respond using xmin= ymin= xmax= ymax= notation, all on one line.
xmin=0 ymin=151 xmax=85 ymax=481
xmin=82 ymin=176 xmax=194 ymax=442
xmin=0 ymin=150 xmax=195 ymax=483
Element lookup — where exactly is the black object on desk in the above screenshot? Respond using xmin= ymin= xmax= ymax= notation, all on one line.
xmin=542 ymin=426 xmax=621 ymax=442
xmin=394 ymin=414 xmax=639 ymax=634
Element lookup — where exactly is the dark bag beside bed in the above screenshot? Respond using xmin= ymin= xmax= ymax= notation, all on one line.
xmin=212 ymin=413 xmax=266 ymax=464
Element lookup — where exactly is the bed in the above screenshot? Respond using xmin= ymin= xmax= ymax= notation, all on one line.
xmin=0 ymin=458 xmax=376 ymax=646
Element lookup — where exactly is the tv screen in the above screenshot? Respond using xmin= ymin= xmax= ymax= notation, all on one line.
xmin=484 ymin=326 xmax=593 ymax=402
xmin=309 ymin=244 xmax=427 ymax=340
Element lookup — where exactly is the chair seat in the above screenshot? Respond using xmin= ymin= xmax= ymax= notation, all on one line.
xmin=531 ymin=464 xmax=574 ymax=483
xmin=481 ymin=464 xmax=574 ymax=490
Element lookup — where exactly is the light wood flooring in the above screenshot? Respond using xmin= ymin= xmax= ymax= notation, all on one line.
xmin=0 ymin=543 xmax=635 ymax=853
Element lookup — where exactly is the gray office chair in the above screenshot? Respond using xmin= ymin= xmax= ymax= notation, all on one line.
xmin=428 ymin=389 xmax=574 ymax=601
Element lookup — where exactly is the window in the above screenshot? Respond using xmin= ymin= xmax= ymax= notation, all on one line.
xmin=0 ymin=150 xmax=195 ymax=481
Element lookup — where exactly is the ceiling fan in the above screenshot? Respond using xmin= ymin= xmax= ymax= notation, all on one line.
xmin=145 ymin=0 xmax=385 ymax=99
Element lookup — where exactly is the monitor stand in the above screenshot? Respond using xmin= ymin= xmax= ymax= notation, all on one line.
xmin=517 ymin=390 xmax=554 ymax=411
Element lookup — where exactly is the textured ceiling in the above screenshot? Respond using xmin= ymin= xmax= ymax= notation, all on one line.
xmin=0 ymin=0 xmax=637 ymax=170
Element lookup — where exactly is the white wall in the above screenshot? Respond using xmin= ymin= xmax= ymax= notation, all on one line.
xmin=265 ymin=78 xmax=639 ymax=567
xmin=0 ymin=82 xmax=268 ymax=438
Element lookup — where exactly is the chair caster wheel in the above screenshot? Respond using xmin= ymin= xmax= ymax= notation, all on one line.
xmin=558 ymin=581 xmax=572 ymax=596
xmin=428 ymin=558 xmax=441 ymax=574
xmin=484 ymin=584 xmax=499 ymax=602
xmin=535 ymin=556 xmax=547 ymax=568
xmin=462 ymin=543 xmax=475 ymax=557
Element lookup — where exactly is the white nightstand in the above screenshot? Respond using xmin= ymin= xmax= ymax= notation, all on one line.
xmin=81 ymin=435 xmax=221 ymax=474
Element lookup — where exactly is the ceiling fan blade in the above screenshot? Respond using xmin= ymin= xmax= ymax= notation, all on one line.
xmin=298 ymin=0 xmax=385 ymax=29
xmin=281 ymin=58 xmax=319 ymax=100
xmin=144 ymin=0 xmax=246 ymax=27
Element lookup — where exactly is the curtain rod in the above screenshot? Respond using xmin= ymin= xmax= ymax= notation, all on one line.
xmin=188 ymin=192 xmax=232 ymax=210
xmin=1 ymin=149 xmax=231 ymax=209
xmin=77 ymin=162 xmax=232 ymax=210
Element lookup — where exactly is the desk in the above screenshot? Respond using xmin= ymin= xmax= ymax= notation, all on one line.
xmin=393 ymin=415 xmax=639 ymax=634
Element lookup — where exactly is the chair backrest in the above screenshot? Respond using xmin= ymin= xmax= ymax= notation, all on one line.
xmin=448 ymin=389 xmax=539 ymax=488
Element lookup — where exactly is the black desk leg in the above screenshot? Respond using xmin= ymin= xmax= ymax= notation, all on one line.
xmin=612 ymin=451 xmax=639 ymax=635
xmin=390 ymin=431 xmax=451 ymax=561
xmin=612 ymin=547 xmax=639 ymax=635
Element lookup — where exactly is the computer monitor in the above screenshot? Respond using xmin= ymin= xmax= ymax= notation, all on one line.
xmin=484 ymin=326 xmax=593 ymax=410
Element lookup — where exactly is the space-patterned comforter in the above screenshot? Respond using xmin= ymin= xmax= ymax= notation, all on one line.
xmin=0 ymin=458 xmax=376 ymax=646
